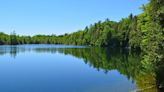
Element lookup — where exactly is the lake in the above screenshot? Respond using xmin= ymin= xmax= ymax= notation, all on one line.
xmin=0 ymin=45 xmax=162 ymax=92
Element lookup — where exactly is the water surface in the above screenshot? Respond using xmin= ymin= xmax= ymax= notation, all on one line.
xmin=0 ymin=45 xmax=162 ymax=92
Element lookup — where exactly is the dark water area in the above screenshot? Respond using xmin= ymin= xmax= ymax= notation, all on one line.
xmin=0 ymin=45 xmax=163 ymax=92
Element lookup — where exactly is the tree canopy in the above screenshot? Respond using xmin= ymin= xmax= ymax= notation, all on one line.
xmin=0 ymin=0 xmax=163 ymax=64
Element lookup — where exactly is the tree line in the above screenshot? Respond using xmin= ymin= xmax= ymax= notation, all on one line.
xmin=0 ymin=0 xmax=163 ymax=64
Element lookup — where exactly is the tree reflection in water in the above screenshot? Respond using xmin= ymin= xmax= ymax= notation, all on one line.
xmin=0 ymin=45 xmax=163 ymax=92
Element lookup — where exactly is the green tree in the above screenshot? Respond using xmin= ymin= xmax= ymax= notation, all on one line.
xmin=10 ymin=31 xmax=18 ymax=45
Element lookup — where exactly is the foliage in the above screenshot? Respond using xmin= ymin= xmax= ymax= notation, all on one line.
xmin=0 ymin=0 xmax=163 ymax=64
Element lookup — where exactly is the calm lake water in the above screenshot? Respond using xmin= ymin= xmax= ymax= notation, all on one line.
xmin=0 ymin=45 xmax=162 ymax=92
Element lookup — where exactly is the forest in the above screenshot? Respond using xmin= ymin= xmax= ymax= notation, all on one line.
xmin=0 ymin=0 xmax=163 ymax=64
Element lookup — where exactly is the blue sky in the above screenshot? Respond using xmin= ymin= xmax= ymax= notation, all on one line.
xmin=0 ymin=0 xmax=148 ymax=36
